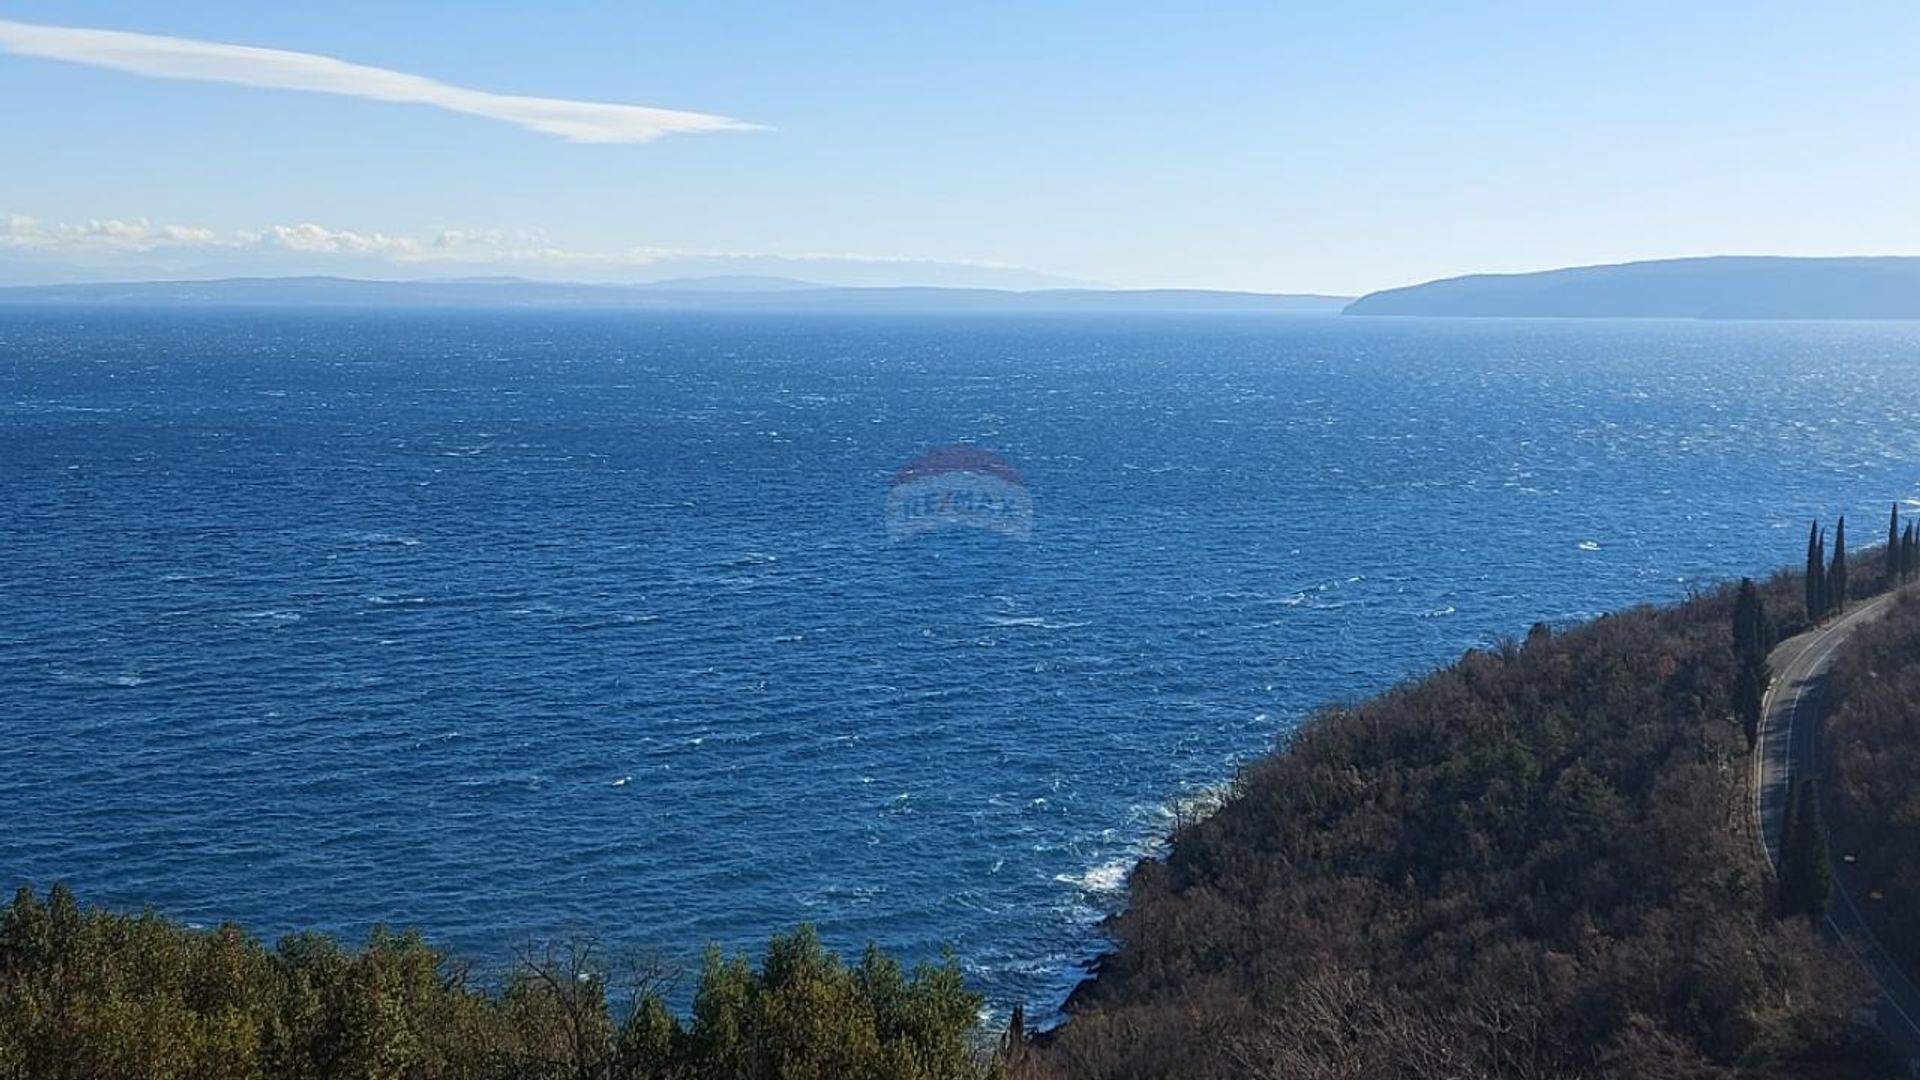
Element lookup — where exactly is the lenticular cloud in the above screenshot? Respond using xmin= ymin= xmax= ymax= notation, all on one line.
xmin=0 ymin=18 xmax=763 ymax=143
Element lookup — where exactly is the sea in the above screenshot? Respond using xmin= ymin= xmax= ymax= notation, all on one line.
xmin=4 ymin=307 xmax=1919 ymax=1018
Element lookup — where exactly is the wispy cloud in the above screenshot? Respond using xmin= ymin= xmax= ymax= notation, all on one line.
xmin=0 ymin=214 xmax=425 ymax=256
xmin=0 ymin=18 xmax=762 ymax=143
xmin=0 ymin=214 xmax=1025 ymax=270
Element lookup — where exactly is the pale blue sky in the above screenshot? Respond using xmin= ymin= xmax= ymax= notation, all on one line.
xmin=2 ymin=1 xmax=1917 ymax=293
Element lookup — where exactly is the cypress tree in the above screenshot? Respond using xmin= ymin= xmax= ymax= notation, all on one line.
xmin=1733 ymin=660 xmax=1764 ymax=749
xmin=1805 ymin=520 xmax=1822 ymax=621
xmin=1822 ymin=529 xmax=1830 ymax=615
xmin=1778 ymin=778 xmax=1833 ymax=923
xmin=1732 ymin=578 xmax=1761 ymax=659
xmin=1814 ymin=527 xmax=1829 ymax=621
xmin=1892 ymin=503 xmax=1902 ymax=583
xmin=1829 ymin=516 xmax=1848 ymax=615
xmin=1906 ymin=522 xmax=1917 ymax=582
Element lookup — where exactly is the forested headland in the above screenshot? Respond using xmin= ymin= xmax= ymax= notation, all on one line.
xmin=1019 ymin=526 xmax=1908 ymax=1079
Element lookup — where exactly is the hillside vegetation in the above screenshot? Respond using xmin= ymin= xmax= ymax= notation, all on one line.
xmin=1823 ymin=589 xmax=1920 ymax=978
xmin=1025 ymin=570 xmax=1897 ymax=1079
xmin=0 ymin=894 xmax=987 ymax=1080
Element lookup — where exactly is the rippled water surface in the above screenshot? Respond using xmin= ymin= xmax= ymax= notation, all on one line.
xmin=5 ymin=309 xmax=1920 ymax=1015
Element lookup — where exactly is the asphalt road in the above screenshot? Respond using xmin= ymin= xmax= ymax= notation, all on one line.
xmin=1752 ymin=587 xmax=1920 ymax=1068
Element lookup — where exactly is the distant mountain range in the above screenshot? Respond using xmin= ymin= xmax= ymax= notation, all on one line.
xmin=1344 ymin=256 xmax=1920 ymax=318
xmin=0 ymin=275 xmax=1352 ymax=314
xmin=18 ymin=258 xmax=1920 ymax=320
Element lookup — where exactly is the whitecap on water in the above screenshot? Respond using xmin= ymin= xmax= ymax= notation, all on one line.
xmin=1054 ymin=858 xmax=1133 ymax=895
xmin=351 ymin=532 xmax=422 ymax=548
xmin=984 ymin=615 xmax=1089 ymax=630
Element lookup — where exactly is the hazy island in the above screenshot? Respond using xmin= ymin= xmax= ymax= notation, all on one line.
xmin=0 ymin=276 xmax=1351 ymax=315
xmin=1344 ymin=256 xmax=1920 ymax=319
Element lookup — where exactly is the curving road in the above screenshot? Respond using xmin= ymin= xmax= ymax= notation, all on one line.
xmin=1752 ymin=587 xmax=1920 ymax=1068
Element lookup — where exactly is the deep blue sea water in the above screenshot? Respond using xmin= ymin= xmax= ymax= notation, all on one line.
xmin=5 ymin=308 xmax=1920 ymax=1018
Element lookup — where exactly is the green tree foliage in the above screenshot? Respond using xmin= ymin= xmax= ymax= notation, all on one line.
xmin=0 ymin=894 xmax=988 ymax=1080
xmin=1731 ymin=577 xmax=1766 ymax=659
xmin=1778 ymin=779 xmax=1834 ymax=925
xmin=1890 ymin=503 xmax=1902 ymax=584
xmin=684 ymin=930 xmax=982 ymax=1080
xmin=1828 ymin=516 xmax=1848 ymax=616
xmin=1733 ymin=659 xmax=1766 ymax=751
xmin=1807 ymin=521 xmax=1827 ymax=622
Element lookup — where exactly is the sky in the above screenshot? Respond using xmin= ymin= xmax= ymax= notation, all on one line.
xmin=2 ymin=1 xmax=1918 ymax=294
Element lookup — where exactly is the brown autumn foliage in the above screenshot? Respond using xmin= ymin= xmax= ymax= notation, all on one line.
xmin=1823 ymin=588 xmax=1920 ymax=978
xmin=1023 ymin=571 xmax=1898 ymax=1079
